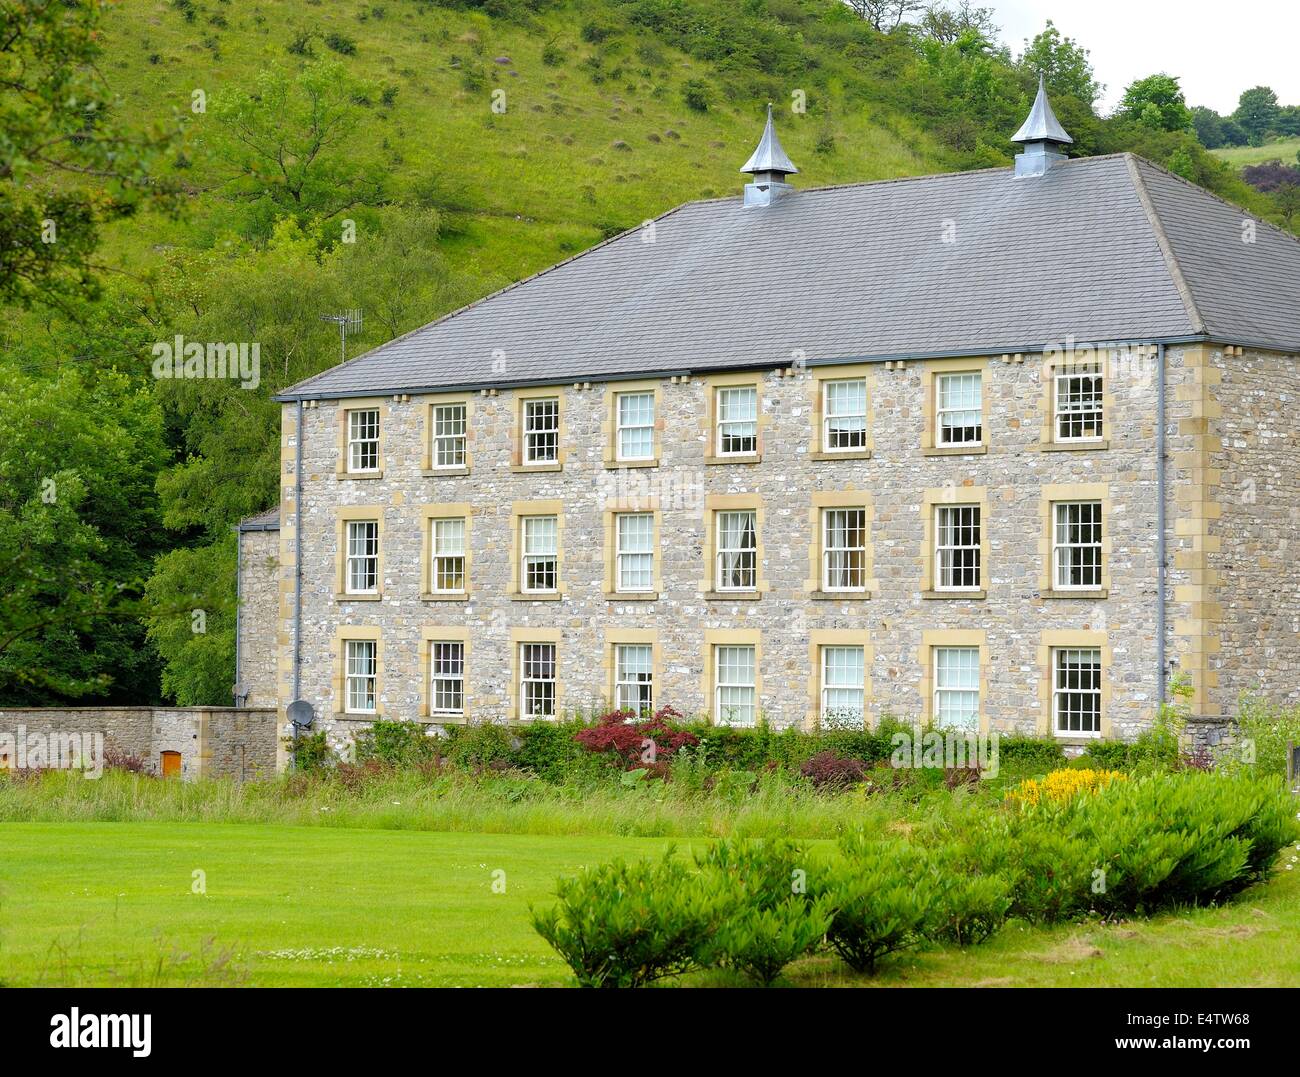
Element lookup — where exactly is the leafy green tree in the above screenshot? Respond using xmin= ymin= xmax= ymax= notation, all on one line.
xmin=207 ymin=59 xmax=388 ymax=222
xmin=1119 ymin=75 xmax=1192 ymax=132
xmin=0 ymin=368 xmax=169 ymax=703
xmin=1191 ymin=106 xmax=1227 ymax=149
xmin=0 ymin=0 xmax=181 ymax=309
xmin=1234 ymin=86 xmax=1281 ymax=145
xmin=1019 ymin=20 xmax=1100 ymax=106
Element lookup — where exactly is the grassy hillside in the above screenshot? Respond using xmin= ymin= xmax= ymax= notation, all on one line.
xmin=98 ymin=0 xmax=947 ymax=282
xmin=1211 ymin=137 xmax=1300 ymax=168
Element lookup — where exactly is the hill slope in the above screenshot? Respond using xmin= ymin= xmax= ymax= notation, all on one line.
xmin=100 ymin=0 xmax=950 ymax=281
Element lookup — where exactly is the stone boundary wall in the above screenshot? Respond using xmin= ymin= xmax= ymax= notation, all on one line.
xmin=0 ymin=708 xmax=278 ymax=781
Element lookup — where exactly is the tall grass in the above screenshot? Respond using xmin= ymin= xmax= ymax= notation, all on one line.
xmin=0 ymin=767 xmax=924 ymax=839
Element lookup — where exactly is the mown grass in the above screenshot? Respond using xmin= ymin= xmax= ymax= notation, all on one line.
xmin=2 ymin=820 xmax=1295 ymax=987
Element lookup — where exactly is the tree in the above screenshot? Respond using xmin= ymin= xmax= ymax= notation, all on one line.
xmin=1019 ymin=20 xmax=1101 ymax=106
xmin=0 ymin=0 xmax=181 ymax=310
xmin=208 ymin=59 xmax=387 ymax=220
xmin=1241 ymin=159 xmax=1300 ymax=194
xmin=1234 ymin=86 xmax=1280 ymax=145
xmin=1118 ymin=74 xmax=1192 ymax=132
xmin=844 ymin=0 xmax=925 ymax=32
xmin=1191 ymin=106 xmax=1227 ymax=149
xmin=918 ymin=1 xmax=998 ymax=45
xmin=0 ymin=368 xmax=169 ymax=703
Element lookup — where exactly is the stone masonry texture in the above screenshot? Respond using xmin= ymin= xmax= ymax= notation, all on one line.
xmin=256 ymin=341 xmax=1300 ymax=759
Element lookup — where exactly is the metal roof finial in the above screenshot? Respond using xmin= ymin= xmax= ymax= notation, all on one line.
xmin=1011 ymin=72 xmax=1074 ymax=147
xmin=740 ymin=102 xmax=799 ymax=178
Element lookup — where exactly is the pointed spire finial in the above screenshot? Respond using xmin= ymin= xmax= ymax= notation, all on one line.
xmin=1011 ymin=73 xmax=1073 ymax=146
xmin=740 ymin=102 xmax=799 ymax=178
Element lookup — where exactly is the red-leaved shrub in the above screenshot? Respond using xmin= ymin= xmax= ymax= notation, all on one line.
xmin=800 ymin=751 xmax=867 ymax=790
xmin=572 ymin=707 xmax=699 ymax=769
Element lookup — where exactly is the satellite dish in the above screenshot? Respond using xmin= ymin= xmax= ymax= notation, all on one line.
xmin=286 ymin=699 xmax=315 ymax=729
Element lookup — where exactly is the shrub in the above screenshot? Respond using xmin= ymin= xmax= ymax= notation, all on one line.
xmin=103 ymin=747 xmax=149 ymax=774
xmin=291 ymin=730 xmax=333 ymax=773
xmin=443 ymin=722 xmax=514 ymax=770
xmin=531 ymin=851 xmax=734 ymax=988
xmin=995 ymin=736 xmax=1067 ymax=769
xmin=682 ymin=78 xmax=710 ymax=112
xmin=814 ymin=841 xmax=934 ymax=973
xmin=1005 ymin=768 xmax=1126 ymax=807
xmin=512 ymin=721 xmax=585 ymax=782
xmin=1224 ymin=695 xmax=1300 ymax=778
xmin=353 ymin=719 xmax=439 ymax=767
xmin=324 ymin=31 xmax=357 ymax=55
xmin=695 ymin=839 xmax=830 ymax=984
xmin=800 ymin=750 xmax=866 ymax=790
xmin=572 ymin=707 xmax=698 ymax=769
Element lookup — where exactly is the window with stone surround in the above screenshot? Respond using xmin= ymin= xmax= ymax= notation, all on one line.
xmin=716 ymin=385 xmax=758 ymax=456
xmin=345 ymin=520 xmax=379 ymax=594
xmin=614 ymin=643 xmax=653 ymax=715
xmin=935 ymin=505 xmax=981 ymax=590
xmin=522 ymin=515 xmax=559 ymax=593
xmin=822 ymin=508 xmax=868 ymax=591
xmin=716 ymin=510 xmax=757 ymax=591
xmin=430 ymin=518 xmax=466 ymax=593
xmin=714 ymin=644 xmax=756 ymax=726
xmin=615 ymin=513 xmax=654 ymax=592
xmin=523 ymin=398 xmax=560 ymax=464
xmin=1053 ymin=501 xmax=1103 ymax=590
xmin=822 ymin=378 xmax=868 ymax=452
xmin=1054 ymin=364 xmax=1104 ymax=442
xmin=1053 ymin=647 xmax=1102 ymax=736
xmin=429 ymin=641 xmax=464 ymax=716
xmin=615 ymin=391 xmax=655 ymax=462
xmin=820 ymin=645 xmax=865 ymax=728
xmin=347 ymin=408 xmax=380 ymax=472
xmin=345 ymin=639 xmax=377 ymax=714
xmin=432 ymin=403 xmax=467 ymax=468
xmin=519 ymin=642 xmax=556 ymax=719
xmin=933 ymin=646 xmax=979 ymax=730
xmin=936 ymin=372 xmax=982 ymax=446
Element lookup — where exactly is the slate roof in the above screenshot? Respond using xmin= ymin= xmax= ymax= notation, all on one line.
xmin=277 ymin=153 xmax=1300 ymax=401
xmin=237 ymin=507 xmax=280 ymax=531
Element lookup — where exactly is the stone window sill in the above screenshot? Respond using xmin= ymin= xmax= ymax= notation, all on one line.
xmin=1040 ymin=588 xmax=1109 ymax=600
xmin=1040 ymin=439 xmax=1109 ymax=452
xmin=809 ymin=590 xmax=873 ymax=601
xmin=334 ymin=592 xmax=382 ymax=602
xmin=705 ymin=454 xmax=761 ymax=466
xmin=923 ymin=444 xmax=987 ymax=457
xmin=1055 ymin=733 xmax=1102 ymax=745
xmin=335 ymin=470 xmax=384 ymax=480
xmin=921 ymin=589 xmax=987 ymax=600
xmin=421 ymin=466 xmax=470 ymax=477
xmin=421 ymin=592 xmax=470 ymax=603
xmin=423 ymin=713 xmax=468 ymax=725
xmin=334 ymin=712 xmax=381 ymax=721
xmin=510 ymin=591 xmax=563 ymax=602
xmin=703 ymin=590 xmax=762 ymax=601
xmin=604 ymin=591 xmax=660 ymax=602
xmin=605 ymin=459 xmax=659 ymax=470
xmin=510 ymin=462 xmax=562 ymax=473
xmin=811 ymin=449 xmax=872 ymax=462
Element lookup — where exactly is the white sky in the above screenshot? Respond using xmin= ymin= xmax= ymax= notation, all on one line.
xmin=987 ymin=1 xmax=1300 ymax=114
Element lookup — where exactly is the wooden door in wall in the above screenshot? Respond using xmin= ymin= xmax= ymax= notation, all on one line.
xmin=160 ymin=751 xmax=182 ymax=778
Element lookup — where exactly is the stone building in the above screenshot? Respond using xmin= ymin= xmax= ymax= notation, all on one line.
xmin=237 ymin=87 xmax=1300 ymax=763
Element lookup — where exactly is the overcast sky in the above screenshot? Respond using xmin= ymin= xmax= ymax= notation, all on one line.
xmin=987 ymin=1 xmax=1300 ymax=114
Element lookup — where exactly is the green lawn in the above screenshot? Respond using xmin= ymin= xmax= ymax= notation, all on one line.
xmin=1211 ymin=137 xmax=1300 ymax=167
xmin=2 ymin=821 xmax=1297 ymax=987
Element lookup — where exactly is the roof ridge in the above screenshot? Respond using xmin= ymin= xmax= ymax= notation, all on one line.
xmin=1125 ymin=153 xmax=1207 ymax=336
xmin=280 ymin=198 xmax=703 ymax=397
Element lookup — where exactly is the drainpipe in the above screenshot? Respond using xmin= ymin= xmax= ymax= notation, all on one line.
xmin=1155 ymin=342 xmax=1167 ymax=709
xmin=291 ymin=399 xmax=305 ymax=767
